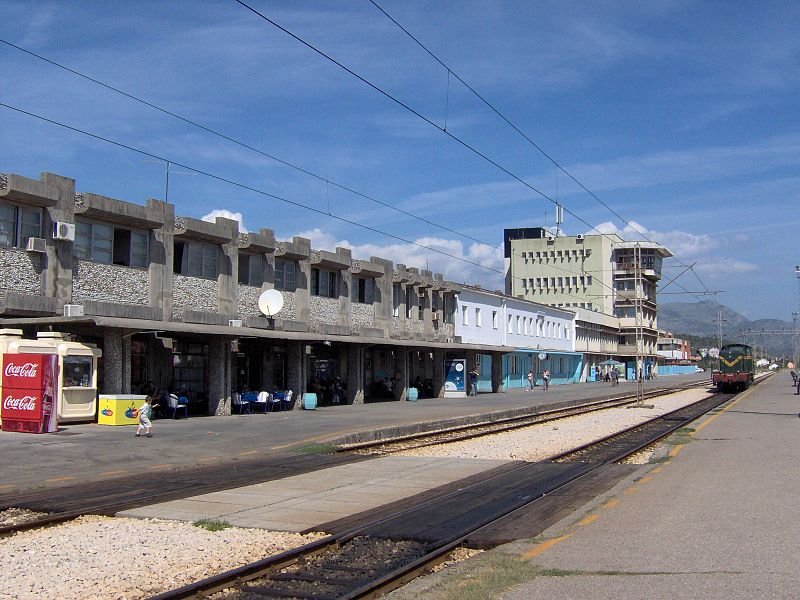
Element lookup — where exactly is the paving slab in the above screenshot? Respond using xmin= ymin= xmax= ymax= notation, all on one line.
xmin=119 ymin=455 xmax=509 ymax=530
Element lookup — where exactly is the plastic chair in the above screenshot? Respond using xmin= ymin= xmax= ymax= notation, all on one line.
xmin=268 ymin=391 xmax=285 ymax=413
xmin=253 ymin=391 xmax=271 ymax=413
xmin=168 ymin=393 xmax=188 ymax=419
xmin=232 ymin=393 xmax=250 ymax=414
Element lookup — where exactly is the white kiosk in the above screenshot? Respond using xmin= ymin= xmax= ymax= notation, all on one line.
xmin=0 ymin=329 xmax=102 ymax=423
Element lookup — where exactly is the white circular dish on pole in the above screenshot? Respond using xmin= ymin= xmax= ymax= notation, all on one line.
xmin=258 ymin=289 xmax=284 ymax=317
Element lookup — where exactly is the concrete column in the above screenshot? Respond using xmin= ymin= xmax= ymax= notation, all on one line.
xmin=394 ymin=348 xmax=409 ymax=401
xmin=491 ymin=351 xmax=505 ymax=393
xmin=208 ymin=337 xmax=231 ymax=415
xmin=102 ymin=329 xmax=123 ymax=394
xmin=347 ymin=344 xmax=365 ymax=405
xmin=287 ymin=340 xmax=304 ymax=410
xmin=146 ymin=198 xmax=174 ymax=321
xmin=294 ymin=237 xmax=311 ymax=324
xmin=122 ymin=335 xmax=132 ymax=394
xmin=42 ymin=173 xmax=76 ymax=308
xmin=433 ymin=348 xmax=445 ymax=398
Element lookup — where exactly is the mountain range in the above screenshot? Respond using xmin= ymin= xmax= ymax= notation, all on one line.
xmin=658 ymin=302 xmax=795 ymax=359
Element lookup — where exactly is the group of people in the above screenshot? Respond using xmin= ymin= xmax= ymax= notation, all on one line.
xmin=526 ymin=369 xmax=551 ymax=391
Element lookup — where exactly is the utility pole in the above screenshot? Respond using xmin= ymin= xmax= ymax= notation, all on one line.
xmin=634 ymin=243 xmax=646 ymax=404
xmin=793 ymin=311 xmax=798 ymax=368
xmin=714 ymin=307 xmax=727 ymax=371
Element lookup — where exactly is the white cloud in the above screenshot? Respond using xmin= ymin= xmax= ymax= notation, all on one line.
xmin=202 ymin=209 xmax=247 ymax=232
xmin=292 ymin=228 xmax=504 ymax=288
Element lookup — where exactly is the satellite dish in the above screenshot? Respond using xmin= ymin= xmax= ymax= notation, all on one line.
xmin=258 ymin=289 xmax=284 ymax=317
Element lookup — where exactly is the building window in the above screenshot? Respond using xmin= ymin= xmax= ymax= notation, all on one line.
xmin=174 ymin=240 xmax=218 ymax=279
xmin=444 ymin=294 xmax=454 ymax=324
xmin=352 ymin=277 xmax=375 ymax=304
xmin=492 ymin=310 xmax=498 ymax=329
xmin=274 ymin=258 xmax=296 ymax=291
xmin=406 ymin=286 xmax=414 ymax=318
xmin=238 ymin=253 xmax=263 ymax=286
xmin=0 ymin=203 xmax=41 ymax=248
xmin=392 ymin=283 xmax=401 ymax=317
xmin=475 ymin=307 xmax=482 ymax=327
xmin=462 ymin=305 xmax=469 ymax=326
xmin=75 ymin=220 xmax=148 ymax=267
xmin=507 ymin=314 xmax=513 ymax=334
xmin=311 ymin=268 xmax=337 ymax=298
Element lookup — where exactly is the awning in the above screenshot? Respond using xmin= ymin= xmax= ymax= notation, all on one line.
xmin=0 ymin=316 xmax=518 ymax=354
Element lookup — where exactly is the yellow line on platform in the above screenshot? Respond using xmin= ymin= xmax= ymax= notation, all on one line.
xmin=0 ymin=484 xmax=17 ymax=492
xmin=147 ymin=463 xmax=173 ymax=470
xmin=45 ymin=476 xmax=76 ymax=483
xmin=99 ymin=470 xmax=128 ymax=477
xmin=520 ymin=533 xmax=574 ymax=560
xmin=603 ymin=498 xmax=619 ymax=509
xmin=578 ymin=514 xmax=598 ymax=526
xmin=238 ymin=450 xmax=260 ymax=456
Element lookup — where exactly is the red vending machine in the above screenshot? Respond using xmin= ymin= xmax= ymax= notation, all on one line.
xmin=1 ymin=353 xmax=59 ymax=433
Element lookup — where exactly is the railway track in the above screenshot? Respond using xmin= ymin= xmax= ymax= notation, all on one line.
xmin=148 ymin=382 xmax=748 ymax=600
xmin=342 ymin=379 xmax=712 ymax=455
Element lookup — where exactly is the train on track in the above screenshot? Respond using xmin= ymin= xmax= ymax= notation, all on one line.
xmin=712 ymin=343 xmax=755 ymax=391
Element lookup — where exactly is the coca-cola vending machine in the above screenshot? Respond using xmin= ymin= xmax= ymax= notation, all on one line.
xmin=1 ymin=353 xmax=59 ymax=434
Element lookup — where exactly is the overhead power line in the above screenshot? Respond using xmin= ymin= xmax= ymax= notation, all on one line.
xmin=233 ymin=0 xmax=711 ymax=305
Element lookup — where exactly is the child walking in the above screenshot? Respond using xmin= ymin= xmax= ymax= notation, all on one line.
xmin=135 ymin=395 xmax=158 ymax=438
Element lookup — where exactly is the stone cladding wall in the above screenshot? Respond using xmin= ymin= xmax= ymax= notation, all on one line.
xmin=172 ymin=274 xmax=217 ymax=318
xmin=73 ymin=260 xmax=149 ymax=305
xmin=278 ymin=291 xmax=297 ymax=321
xmin=309 ymin=296 xmax=338 ymax=329
xmin=237 ymin=284 xmax=262 ymax=317
xmin=0 ymin=247 xmax=43 ymax=296
xmin=350 ymin=302 xmax=375 ymax=333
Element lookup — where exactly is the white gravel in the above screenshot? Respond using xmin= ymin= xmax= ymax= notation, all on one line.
xmin=394 ymin=388 xmax=712 ymax=463
xmin=0 ymin=387 xmax=711 ymax=599
xmin=0 ymin=515 xmax=324 ymax=600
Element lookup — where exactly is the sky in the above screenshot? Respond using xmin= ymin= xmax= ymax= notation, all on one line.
xmin=2 ymin=1 xmax=799 ymax=320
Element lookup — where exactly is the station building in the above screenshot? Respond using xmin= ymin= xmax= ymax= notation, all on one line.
xmin=1 ymin=170 xmax=519 ymax=415
xmin=455 ymin=286 xmax=581 ymax=389
xmin=503 ymin=227 xmax=672 ymax=379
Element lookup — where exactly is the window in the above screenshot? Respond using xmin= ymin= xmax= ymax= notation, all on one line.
xmin=392 ymin=283 xmax=401 ymax=317
xmin=238 ymin=253 xmax=263 ymax=286
xmin=352 ymin=277 xmax=375 ymax=304
xmin=475 ymin=307 xmax=482 ymax=327
xmin=492 ymin=310 xmax=498 ymax=329
xmin=587 ymin=275 xmax=593 ymax=286
xmin=274 ymin=258 xmax=296 ymax=291
xmin=516 ymin=315 xmax=521 ymax=334
xmin=62 ymin=356 xmax=93 ymax=388
xmin=507 ymin=314 xmax=513 ymax=333
xmin=76 ymin=221 xmax=149 ymax=267
xmin=406 ymin=286 xmax=414 ymax=318
xmin=462 ymin=305 xmax=469 ymax=326
xmin=311 ymin=268 xmax=337 ymax=298
xmin=444 ymin=294 xmax=454 ymax=324
xmin=174 ymin=240 xmax=218 ymax=279
xmin=0 ymin=203 xmax=41 ymax=248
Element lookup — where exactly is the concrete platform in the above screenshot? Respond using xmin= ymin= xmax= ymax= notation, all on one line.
xmin=387 ymin=372 xmax=800 ymax=600
xmin=0 ymin=374 xmax=704 ymax=493
xmin=119 ymin=456 xmax=509 ymax=531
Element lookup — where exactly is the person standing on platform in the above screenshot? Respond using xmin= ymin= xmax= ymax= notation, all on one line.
xmin=542 ymin=369 xmax=550 ymax=390
xmin=135 ymin=396 xmax=158 ymax=438
xmin=469 ymin=368 xmax=479 ymax=397
xmin=611 ymin=368 xmax=619 ymax=386
xmin=526 ymin=370 xmax=534 ymax=392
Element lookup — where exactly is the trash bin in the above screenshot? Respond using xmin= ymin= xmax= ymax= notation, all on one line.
xmin=407 ymin=387 xmax=418 ymax=401
xmin=302 ymin=393 xmax=317 ymax=410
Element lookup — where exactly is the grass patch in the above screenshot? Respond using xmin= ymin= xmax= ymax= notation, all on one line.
xmin=296 ymin=443 xmax=338 ymax=455
xmin=193 ymin=518 xmax=232 ymax=532
xmin=663 ymin=427 xmax=695 ymax=446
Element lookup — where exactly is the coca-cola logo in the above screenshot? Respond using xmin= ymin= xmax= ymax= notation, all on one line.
xmin=5 ymin=362 xmax=39 ymax=378
xmin=3 ymin=394 xmax=37 ymax=411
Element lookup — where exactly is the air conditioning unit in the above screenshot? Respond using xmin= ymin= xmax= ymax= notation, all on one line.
xmin=52 ymin=222 xmax=76 ymax=241
xmin=25 ymin=237 xmax=46 ymax=252
xmin=576 ymin=234 xmax=585 ymax=241
xmin=63 ymin=304 xmax=84 ymax=317
xmin=228 ymin=319 xmax=243 ymax=327
xmin=546 ymin=235 xmax=555 ymax=243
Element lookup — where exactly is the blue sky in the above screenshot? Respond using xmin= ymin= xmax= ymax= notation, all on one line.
xmin=2 ymin=1 xmax=799 ymax=320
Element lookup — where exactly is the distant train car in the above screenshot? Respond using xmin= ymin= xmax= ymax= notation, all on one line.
xmin=712 ymin=343 xmax=755 ymax=391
